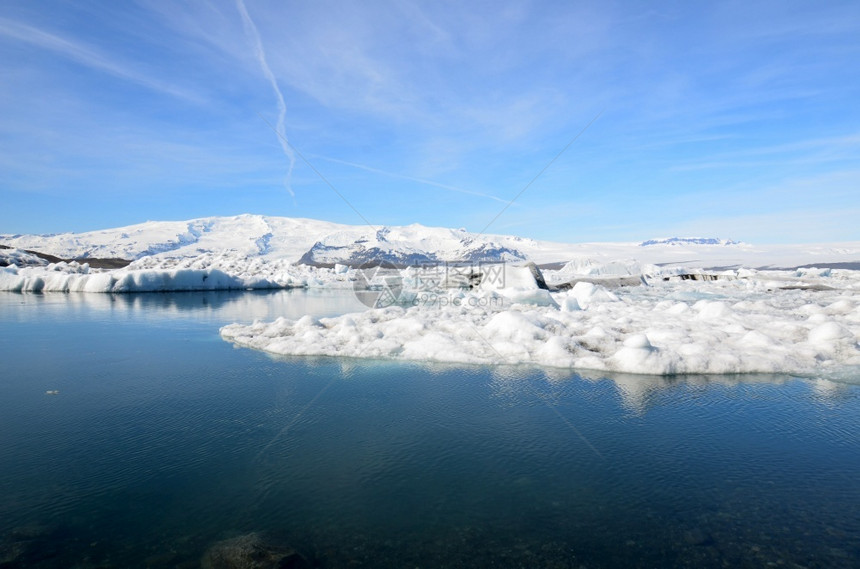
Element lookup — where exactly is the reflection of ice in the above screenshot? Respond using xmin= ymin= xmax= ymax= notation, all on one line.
xmin=812 ymin=378 xmax=840 ymax=398
xmin=1 ymin=289 xmax=369 ymax=325
xmin=532 ymin=370 xmax=820 ymax=414
xmin=601 ymin=372 xmax=811 ymax=413
xmin=809 ymin=377 xmax=858 ymax=403
xmin=606 ymin=374 xmax=673 ymax=415
xmin=483 ymin=367 xmax=829 ymax=416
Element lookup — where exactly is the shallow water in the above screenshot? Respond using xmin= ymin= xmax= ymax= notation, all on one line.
xmin=1 ymin=291 xmax=858 ymax=568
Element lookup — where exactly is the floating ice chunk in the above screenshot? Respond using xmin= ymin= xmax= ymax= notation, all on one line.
xmin=798 ymin=303 xmax=825 ymax=315
xmin=500 ymin=288 xmax=558 ymax=306
xmin=741 ymin=330 xmax=775 ymax=348
xmin=0 ymin=250 xmax=365 ymax=292
xmin=560 ymin=295 xmax=582 ymax=312
xmin=476 ymin=262 xmax=556 ymax=306
xmin=808 ymin=322 xmax=853 ymax=344
xmin=623 ymin=334 xmax=653 ymax=349
xmin=666 ymin=302 xmax=690 ymax=315
xmin=334 ymin=263 xmax=349 ymax=274
xmin=797 ymin=267 xmax=831 ymax=278
xmin=825 ymin=299 xmax=856 ymax=315
xmin=611 ymin=334 xmax=663 ymax=373
xmin=0 ymin=266 xmax=282 ymax=292
xmin=484 ymin=311 xmax=544 ymax=343
xmin=295 ymin=315 xmax=321 ymax=328
xmin=807 ymin=313 xmax=829 ymax=324
xmin=693 ymin=300 xmax=732 ymax=320
xmin=535 ymin=336 xmax=576 ymax=366
xmin=569 ymin=282 xmax=619 ymax=309
xmin=402 ymin=331 xmax=464 ymax=361
xmin=477 ymin=263 xmax=538 ymax=291
xmin=584 ymin=326 xmax=609 ymax=339
xmin=556 ymin=257 xmax=641 ymax=277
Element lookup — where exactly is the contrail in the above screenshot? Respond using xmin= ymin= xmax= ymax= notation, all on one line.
xmin=236 ymin=0 xmax=295 ymax=197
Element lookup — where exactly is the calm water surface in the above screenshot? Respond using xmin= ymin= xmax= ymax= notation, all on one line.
xmin=0 ymin=291 xmax=858 ymax=568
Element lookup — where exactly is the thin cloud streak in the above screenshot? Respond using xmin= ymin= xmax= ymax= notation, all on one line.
xmin=0 ymin=17 xmax=204 ymax=103
xmin=315 ymin=155 xmax=511 ymax=204
xmin=669 ymin=134 xmax=860 ymax=172
xmin=235 ymin=0 xmax=295 ymax=198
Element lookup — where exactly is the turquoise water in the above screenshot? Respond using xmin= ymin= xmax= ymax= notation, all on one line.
xmin=0 ymin=291 xmax=858 ymax=568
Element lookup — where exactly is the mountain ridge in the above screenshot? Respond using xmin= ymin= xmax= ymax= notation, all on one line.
xmin=3 ymin=214 xmax=860 ymax=269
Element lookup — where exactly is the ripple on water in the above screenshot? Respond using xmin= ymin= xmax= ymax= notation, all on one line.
xmin=1 ymin=292 xmax=859 ymax=568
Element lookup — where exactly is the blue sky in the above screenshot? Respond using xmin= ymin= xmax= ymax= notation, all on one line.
xmin=1 ymin=0 xmax=858 ymax=243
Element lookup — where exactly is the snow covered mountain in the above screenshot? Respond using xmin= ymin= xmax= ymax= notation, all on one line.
xmin=0 ymin=214 xmax=549 ymax=267
xmin=297 ymin=225 xmax=530 ymax=267
xmin=2 ymin=213 xmax=860 ymax=269
xmin=0 ymin=215 xmax=349 ymax=263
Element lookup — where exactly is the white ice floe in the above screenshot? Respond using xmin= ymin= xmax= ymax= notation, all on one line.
xmin=0 ymin=264 xmax=266 ymax=293
xmin=475 ymin=262 xmax=556 ymax=306
xmin=0 ymin=252 xmax=357 ymax=293
xmin=551 ymin=257 xmax=643 ymax=278
xmin=221 ymin=268 xmax=860 ymax=377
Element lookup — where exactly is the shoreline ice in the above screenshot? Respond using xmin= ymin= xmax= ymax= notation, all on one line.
xmin=0 ymin=252 xmax=353 ymax=293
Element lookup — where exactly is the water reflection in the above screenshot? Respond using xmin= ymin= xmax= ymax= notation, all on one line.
xmin=1 ymin=292 xmax=859 ymax=568
xmin=1 ymin=289 xmax=369 ymax=324
xmin=4 ymin=291 xmax=857 ymax=408
xmin=421 ymin=361 xmax=857 ymax=414
xmin=256 ymin=346 xmax=860 ymax=414
xmin=810 ymin=377 xmax=857 ymax=404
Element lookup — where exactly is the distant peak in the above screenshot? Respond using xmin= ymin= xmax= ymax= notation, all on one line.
xmin=639 ymin=237 xmax=740 ymax=247
xmin=639 ymin=237 xmax=739 ymax=247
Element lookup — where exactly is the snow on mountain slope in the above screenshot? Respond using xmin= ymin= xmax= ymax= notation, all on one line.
xmin=2 ymin=215 xmax=859 ymax=269
xmin=298 ymin=224 xmax=530 ymax=266
xmin=640 ymin=237 xmax=740 ymax=246
xmin=0 ymin=215 xmax=351 ymax=262
xmin=0 ymin=214 xmax=562 ymax=266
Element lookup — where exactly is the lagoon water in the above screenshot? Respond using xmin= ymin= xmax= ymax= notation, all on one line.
xmin=1 ymin=291 xmax=858 ymax=568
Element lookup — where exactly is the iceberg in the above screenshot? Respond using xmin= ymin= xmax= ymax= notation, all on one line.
xmin=0 ymin=265 xmax=269 ymax=293
xmin=222 ymin=268 xmax=860 ymax=377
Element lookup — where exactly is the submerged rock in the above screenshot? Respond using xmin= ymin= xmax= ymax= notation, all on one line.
xmin=201 ymin=533 xmax=310 ymax=569
xmin=0 ymin=541 xmax=26 ymax=567
xmin=683 ymin=527 xmax=715 ymax=547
